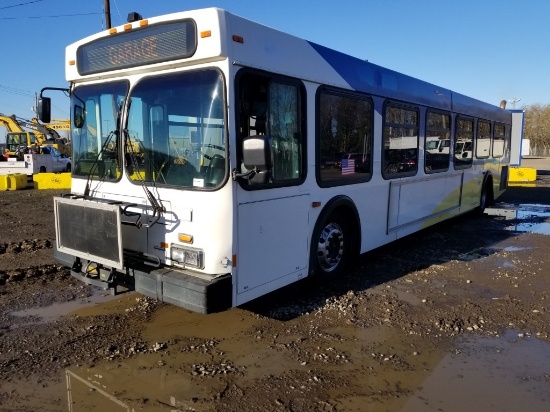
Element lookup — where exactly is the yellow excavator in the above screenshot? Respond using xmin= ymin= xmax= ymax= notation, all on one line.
xmin=33 ymin=117 xmax=70 ymax=132
xmin=0 ymin=114 xmax=70 ymax=159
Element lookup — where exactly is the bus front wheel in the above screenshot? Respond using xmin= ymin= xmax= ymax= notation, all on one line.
xmin=314 ymin=213 xmax=351 ymax=277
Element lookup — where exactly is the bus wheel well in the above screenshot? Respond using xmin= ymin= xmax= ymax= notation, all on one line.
xmin=309 ymin=196 xmax=361 ymax=277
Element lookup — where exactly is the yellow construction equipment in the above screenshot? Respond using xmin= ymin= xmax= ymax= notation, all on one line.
xmin=0 ymin=114 xmax=70 ymax=158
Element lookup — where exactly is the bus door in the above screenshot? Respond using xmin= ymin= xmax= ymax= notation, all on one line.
xmin=234 ymin=70 xmax=309 ymax=305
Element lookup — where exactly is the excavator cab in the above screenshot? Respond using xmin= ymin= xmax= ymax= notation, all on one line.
xmin=4 ymin=132 xmax=36 ymax=158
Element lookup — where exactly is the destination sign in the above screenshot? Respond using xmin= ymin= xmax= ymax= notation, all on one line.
xmin=77 ymin=20 xmax=197 ymax=75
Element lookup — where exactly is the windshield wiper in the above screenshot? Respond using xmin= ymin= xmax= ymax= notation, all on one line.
xmin=123 ymin=128 xmax=165 ymax=228
xmin=83 ymin=129 xmax=118 ymax=197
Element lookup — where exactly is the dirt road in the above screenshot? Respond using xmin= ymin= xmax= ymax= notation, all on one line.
xmin=1 ymin=174 xmax=550 ymax=411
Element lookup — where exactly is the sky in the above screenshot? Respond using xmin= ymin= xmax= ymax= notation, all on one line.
xmin=0 ymin=0 xmax=549 ymax=123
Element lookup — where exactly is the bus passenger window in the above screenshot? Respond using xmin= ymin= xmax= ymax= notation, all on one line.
xmin=455 ymin=117 xmax=473 ymax=169
xmin=317 ymin=88 xmax=373 ymax=186
xmin=383 ymin=104 xmax=419 ymax=178
xmin=493 ymin=123 xmax=505 ymax=158
xmin=476 ymin=120 xmax=491 ymax=159
xmin=425 ymin=111 xmax=451 ymax=173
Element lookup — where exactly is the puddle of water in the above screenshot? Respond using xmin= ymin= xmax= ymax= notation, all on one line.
xmin=11 ymin=288 xmax=130 ymax=323
xmin=431 ymin=278 xmax=503 ymax=300
xmin=504 ymin=245 xmax=533 ymax=252
xmin=59 ymin=312 xmax=550 ymax=412
xmin=64 ymin=306 xmax=266 ymax=411
xmin=370 ymin=284 xmax=423 ymax=306
xmin=64 ymin=323 xmax=438 ymax=412
xmin=66 ymin=360 xmax=220 ymax=412
xmin=401 ymin=330 xmax=550 ymax=412
xmin=486 ymin=204 xmax=550 ymax=235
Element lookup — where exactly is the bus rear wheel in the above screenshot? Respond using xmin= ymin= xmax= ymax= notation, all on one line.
xmin=478 ymin=176 xmax=494 ymax=214
xmin=314 ymin=213 xmax=351 ymax=276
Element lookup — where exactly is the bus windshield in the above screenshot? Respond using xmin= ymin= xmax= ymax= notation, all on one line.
xmin=71 ymin=81 xmax=129 ymax=180
xmin=126 ymin=69 xmax=226 ymax=189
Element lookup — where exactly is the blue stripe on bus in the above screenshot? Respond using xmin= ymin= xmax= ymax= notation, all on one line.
xmin=308 ymin=40 xmax=452 ymax=110
xmin=308 ymin=41 xmax=510 ymax=122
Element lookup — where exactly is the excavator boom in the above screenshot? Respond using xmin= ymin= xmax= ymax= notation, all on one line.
xmin=1 ymin=113 xmax=71 ymax=158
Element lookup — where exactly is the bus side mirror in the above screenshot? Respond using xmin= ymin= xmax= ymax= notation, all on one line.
xmin=243 ymin=135 xmax=272 ymax=170
xmin=74 ymin=105 xmax=85 ymax=128
xmin=37 ymin=97 xmax=51 ymax=123
xmin=239 ymin=135 xmax=272 ymax=184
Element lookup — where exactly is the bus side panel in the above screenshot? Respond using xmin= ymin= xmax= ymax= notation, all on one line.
xmin=235 ymin=194 xmax=310 ymax=305
xmin=388 ymin=173 xmax=462 ymax=236
xmin=459 ymin=168 xmax=481 ymax=213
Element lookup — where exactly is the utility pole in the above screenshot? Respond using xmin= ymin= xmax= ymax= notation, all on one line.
xmin=507 ymin=98 xmax=521 ymax=110
xmin=104 ymin=0 xmax=111 ymax=29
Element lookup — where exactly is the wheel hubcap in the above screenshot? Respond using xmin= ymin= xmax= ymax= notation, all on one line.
xmin=317 ymin=222 xmax=344 ymax=272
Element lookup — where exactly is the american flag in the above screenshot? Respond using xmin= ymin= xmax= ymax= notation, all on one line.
xmin=342 ymin=158 xmax=355 ymax=175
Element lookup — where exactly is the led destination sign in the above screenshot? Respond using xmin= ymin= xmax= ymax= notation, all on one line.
xmin=77 ymin=20 xmax=197 ymax=75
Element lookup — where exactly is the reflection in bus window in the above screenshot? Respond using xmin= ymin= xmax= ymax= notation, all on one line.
xmin=126 ymin=70 xmax=226 ymax=188
xmin=318 ymin=89 xmax=373 ymax=185
xmin=455 ymin=117 xmax=473 ymax=169
xmin=383 ymin=104 xmax=418 ymax=177
xmin=270 ymin=82 xmax=301 ymax=181
xmin=425 ymin=111 xmax=451 ymax=173
xmin=237 ymin=71 xmax=305 ymax=187
xmin=476 ymin=120 xmax=491 ymax=159
xmin=71 ymin=81 xmax=128 ymax=180
xmin=493 ymin=123 xmax=505 ymax=158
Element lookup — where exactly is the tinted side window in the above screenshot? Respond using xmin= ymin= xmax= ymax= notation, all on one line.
xmin=270 ymin=82 xmax=302 ymax=181
xmin=425 ymin=110 xmax=451 ymax=173
xmin=317 ymin=89 xmax=373 ymax=186
xmin=455 ymin=117 xmax=473 ymax=169
xmin=383 ymin=104 xmax=419 ymax=178
xmin=493 ymin=123 xmax=505 ymax=158
xmin=476 ymin=120 xmax=491 ymax=159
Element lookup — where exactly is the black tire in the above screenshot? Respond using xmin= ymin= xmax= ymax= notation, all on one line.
xmin=66 ymin=163 xmax=71 ymax=172
xmin=39 ymin=166 xmax=47 ymax=173
xmin=312 ymin=213 xmax=352 ymax=277
xmin=477 ymin=176 xmax=493 ymax=214
xmin=479 ymin=185 xmax=488 ymax=211
xmin=385 ymin=163 xmax=398 ymax=174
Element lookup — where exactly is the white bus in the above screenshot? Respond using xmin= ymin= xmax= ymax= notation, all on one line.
xmin=39 ymin=8 xmax=511 ymax=313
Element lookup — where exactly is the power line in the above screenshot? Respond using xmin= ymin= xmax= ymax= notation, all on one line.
xmin=0 ymin=84 xmax=34 ymax=98
xmin=1 ymin=0 xmax=101 ymax=20
xmin=0 ymin=0 xmax=45 ymax=10
xmin=1 ymin=12 xmax=103 ymax=20
xmin=111 ymin=0 xmax=123 ymax=26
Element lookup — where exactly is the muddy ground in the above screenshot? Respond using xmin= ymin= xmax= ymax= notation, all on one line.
xmin=1 ymin=172 xmax=550 ymax=411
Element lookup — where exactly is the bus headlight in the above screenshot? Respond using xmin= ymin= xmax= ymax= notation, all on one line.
xmin=171 ymin=245 xmax=204 ymax=269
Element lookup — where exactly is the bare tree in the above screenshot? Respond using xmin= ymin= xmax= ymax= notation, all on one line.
xmin=524 ymin=104 xmax=550 ymax=156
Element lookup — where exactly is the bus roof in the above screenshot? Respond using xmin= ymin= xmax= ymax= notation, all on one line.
xmin=66 ymin=7 xmax=510 ymax=123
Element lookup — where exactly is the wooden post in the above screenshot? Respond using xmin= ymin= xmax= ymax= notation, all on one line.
xmin=104 ymin=0 xmax=111 ymax=29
